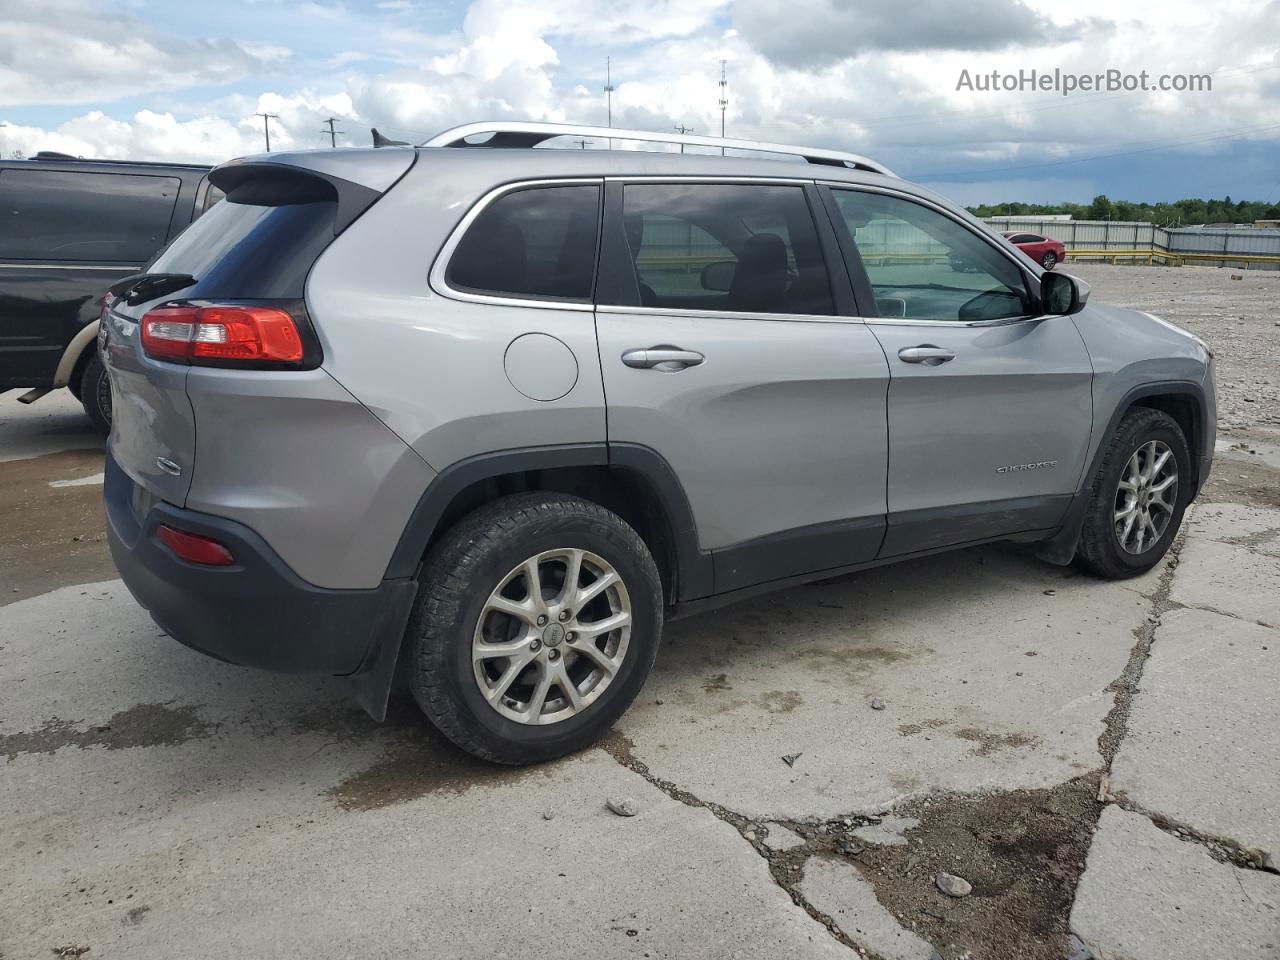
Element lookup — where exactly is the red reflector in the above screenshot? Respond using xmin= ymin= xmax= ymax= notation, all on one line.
xmin=155 ymin=524 xmax=235 ymax=566
xmin=141 ymin=305 xmax=304 ymax=365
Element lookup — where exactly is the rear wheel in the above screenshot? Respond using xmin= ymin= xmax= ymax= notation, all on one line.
xmin=1041 ymin=251 xmax=1057 ymax=270
xmin=1077 ymin=407 xmax=1190 ymax=579
xmin=407 ymin=492 xmax=662 ymax=765
xmin=80 ymin=352 xmax=112 ymax=434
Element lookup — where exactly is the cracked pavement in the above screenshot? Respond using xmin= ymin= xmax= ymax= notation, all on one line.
xmin=3 ymin=265 xmax=1279 ymax=959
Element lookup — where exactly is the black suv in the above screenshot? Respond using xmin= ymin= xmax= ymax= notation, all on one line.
xmin=0 ymin=153 xmax=219 ymax=430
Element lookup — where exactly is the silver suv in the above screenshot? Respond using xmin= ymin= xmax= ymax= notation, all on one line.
xmin=102 ymin=121 xmax=1215 ymax=764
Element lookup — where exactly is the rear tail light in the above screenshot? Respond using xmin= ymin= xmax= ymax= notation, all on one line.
xmin=140 ymin=303 xmax=315 ymax=368
xmin=155 ymin=524 xmax=235 ymax=566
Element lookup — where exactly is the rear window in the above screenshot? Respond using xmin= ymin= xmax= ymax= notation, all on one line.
xmin=446 ymin=184 xmax=601 ymax=301
xmin=0 ymin=168 xmax=179 ymax=262
xmin=149 ymin=182 xmax=336 ymax=299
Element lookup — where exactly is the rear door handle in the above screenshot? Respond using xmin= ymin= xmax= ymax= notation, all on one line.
xmin=621 ymin=347 xmax=705 ymax=371
xmin=897 ymin=345 xmax=955 ymax=366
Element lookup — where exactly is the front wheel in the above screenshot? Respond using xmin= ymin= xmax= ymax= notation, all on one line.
xmin=1076 ymin=407 xmax=1190 ymax=579
xmin=407 ymin=492 xmax=663 ymax=765
xmin=80 ymin=352 xmax=112 ymax=434
xmin=1041 ymin=251 xmax=1058 ymax=270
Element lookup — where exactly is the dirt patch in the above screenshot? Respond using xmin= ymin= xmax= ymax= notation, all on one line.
xmin=898 ymin=718 xmax=950 ymax=737
xmin=701 ymin=672 xmax=732 ymax=692
xmin=758 ymin=689 xmax=803 ymax=714
xmin=323 ymin=698 xmax=538 ymax=811
xmin=769 ymin=778 xmax=1100 ymax=960
xmin=0 ymin=449 xmax=113 ymax=606
xmin=1201 ymin=451 xmax=1280 ymax=509
xmin=1 ymin=702 xmax=214 ymax=760
xmin=953 ymin=726 xmax=1039 ymax=757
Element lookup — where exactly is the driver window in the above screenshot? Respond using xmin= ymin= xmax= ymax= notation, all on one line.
xmin=832 ymin=190 xmax=1031 ymax=322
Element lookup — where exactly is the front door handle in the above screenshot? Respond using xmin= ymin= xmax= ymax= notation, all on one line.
xmin=621 ymin=347 xmax=705 ymax=371
xmin=897 ymin=345 xmax=955 ymax=366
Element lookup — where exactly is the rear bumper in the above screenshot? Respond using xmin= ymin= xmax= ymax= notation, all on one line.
xmin=105 ymin=449 xmax=415 ymax=678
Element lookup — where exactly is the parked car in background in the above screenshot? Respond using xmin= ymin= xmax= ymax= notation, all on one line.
xmin=101 ymin=122 xmax=1215 ymax=765
xmin=0 ymin=153 xmax=219 ymax=431
xmin=1002 ymin=230 xmax=1066 ymax=270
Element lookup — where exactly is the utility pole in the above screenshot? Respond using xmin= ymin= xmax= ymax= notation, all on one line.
xmin=320 ymin=117 xmax=343 ymax=148
xmin=718 ymin=60 xmax=728 ymax=156
xmin=256 ymin=112 xmax=280 ymax=152
xmin=603 ymin=56 xmax=615 ymax=150
xmin=673 ymin=123 xmax=694 ymax=153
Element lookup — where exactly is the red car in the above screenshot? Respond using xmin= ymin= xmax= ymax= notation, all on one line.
xmin=1002 ymin=230 xmax=1066 ymax=270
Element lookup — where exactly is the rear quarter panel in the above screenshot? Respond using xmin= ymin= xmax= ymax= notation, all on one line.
xmin=305 ymin=154 xmax=607 ymax=471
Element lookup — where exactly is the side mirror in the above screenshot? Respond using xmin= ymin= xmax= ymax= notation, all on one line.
xmin=1040 ymin=271 xmax=1090 ymax=315
xmin=700 ymin=261 xmax=735 ymax=292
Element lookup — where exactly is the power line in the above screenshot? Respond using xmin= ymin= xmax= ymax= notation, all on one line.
xmin=673 ymin=123 xmax=694 ymax=153
xmin=717 ymin=59 xmax=728 ymax=156
xmin=255 ymin=112 xmax=280 ymax=152
xmin=320 ymin=117 xmax=344 ymax=148
xmin=603 ymin=56 xmax=616 ymax=150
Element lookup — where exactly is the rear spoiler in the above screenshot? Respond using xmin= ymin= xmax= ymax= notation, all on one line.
xmin=209 ymin=150 xmax=415 ymax=234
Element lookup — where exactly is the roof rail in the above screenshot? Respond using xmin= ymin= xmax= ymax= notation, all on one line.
xmin=421 ymin=121 xmax=896 ymax=177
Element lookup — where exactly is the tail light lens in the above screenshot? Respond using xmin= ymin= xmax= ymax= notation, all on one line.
xmin=140 ymin=302 xmax=317 ymax=368
xmin=155 ymin=524 xmax=235 ymax=566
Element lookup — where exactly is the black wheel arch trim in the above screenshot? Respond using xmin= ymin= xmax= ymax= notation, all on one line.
xmin=383 ymin=441 xmax=715 ymax=602
xmin=1036 ymin=378 xmax=1208 ymax=565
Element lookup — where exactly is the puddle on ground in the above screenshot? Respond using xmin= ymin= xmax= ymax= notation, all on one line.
xmin=1 ymin=702 xmax=214 ymax=760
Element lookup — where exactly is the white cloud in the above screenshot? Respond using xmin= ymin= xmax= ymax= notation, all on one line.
xmin=0 ymin=0 xmax=1276 ymax=201
xmin=0 ymin=0 xmax=291 ymax=107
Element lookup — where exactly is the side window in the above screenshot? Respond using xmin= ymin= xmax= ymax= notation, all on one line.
xmin=1009 ymin=233 xmax=1041 ymax=244
xmin=201 ymin=183 xmax=226 ymax=215
xmin=833 ymin=190 xmax=1032 ymax=323
xmin=613 ymin=182 xmax=834 ymax=316
xmin=446 ymin=184 xmax=601 ymax=301
xmin=0 ymin=169 xmax=180 ymax=262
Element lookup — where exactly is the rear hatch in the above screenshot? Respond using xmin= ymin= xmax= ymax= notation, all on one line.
xmin=102 ymin=152 xmax=413 ymax=507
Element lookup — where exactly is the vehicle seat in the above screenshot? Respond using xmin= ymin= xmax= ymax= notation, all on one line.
xmin=729 ymin=233 xmax=787 ymax=312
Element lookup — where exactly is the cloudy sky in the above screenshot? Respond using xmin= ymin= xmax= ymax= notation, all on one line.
xmin=2 ymin=0 xmax=1278 ymax=203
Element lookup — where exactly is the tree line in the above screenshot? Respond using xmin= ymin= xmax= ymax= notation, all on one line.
xmin=968 ymin=195 xmax=1280 ymax=226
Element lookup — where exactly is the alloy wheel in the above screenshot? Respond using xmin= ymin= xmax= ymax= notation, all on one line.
xmin=1042 ymin=252 xmax=1057 ymax=269
xmin=1113 ymin=440 xmax=1178 ymax=555
xmin=472 ymin=548 xmax=631 ymax=724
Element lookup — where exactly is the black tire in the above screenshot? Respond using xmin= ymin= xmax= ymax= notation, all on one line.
xmin=1077 ymin=407 xmax=1191 ymax=579
xmin=407 ymin=492 xmax=663 ymax=765
xmin=80 ymin=352 xmax=111 ymax=434
xmin=1041 ymin=251 xmax=1058 ymax=270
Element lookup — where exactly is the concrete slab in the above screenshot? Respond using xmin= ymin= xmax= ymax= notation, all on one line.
xmin=762 ymin=823 xmax=807 ymax=852
xmin=0 ymin=585 xmax=849 ymax=960
xmin=1070 ymin=807 xmax=1280 ymax=960
xmin=851 ymin=816 xmax=920 ymax=847
xmin=620 ymin=543 xmax=1161 ymax=819
xmin=1185 ymin=502 xmax=1280 ymax=559
xmin=1110 ymin=607 xmax=1279 ymax=852
xmin=800 ymin=856 xmax=938 ymax=960
xmin=1172 ymin=504 xmax=1280 ymax=627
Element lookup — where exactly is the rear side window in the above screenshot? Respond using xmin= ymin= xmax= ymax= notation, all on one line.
xmin=610 ymin=183 xmax=834 ymax=316
xmin=446 ymin=185 xmax=601 ymax=302
xmin=148 ymin=176 xmax=337 ymax=299
xmin=0 ymin=169 xmax=179 ymax=262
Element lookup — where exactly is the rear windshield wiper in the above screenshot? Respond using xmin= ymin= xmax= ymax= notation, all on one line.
xmin=109 ymin=272 xmax=197 ymax=305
